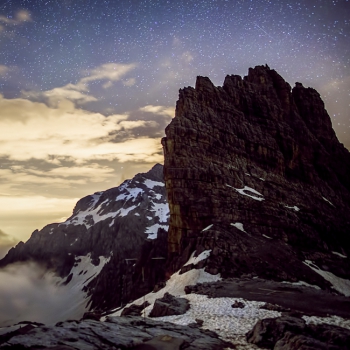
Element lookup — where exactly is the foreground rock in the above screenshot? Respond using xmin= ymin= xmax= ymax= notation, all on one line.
xmin=149 ymin=292 xmax=190 ymax=317
xmin=162 ymin=65 xmax=350 ymax=292
xmin=247 ymin=315 xmax=350 ymax=349
xmin=121 ymin=301 xmax=150 ymax=317
xmin=0 ymin=316 xmax=232 ymax=349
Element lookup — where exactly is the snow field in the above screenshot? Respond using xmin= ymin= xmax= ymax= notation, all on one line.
xmin=150 ymin=294 xmax=281 ymax=341
xmin=112 ymin=256 xmax=350 ymax=348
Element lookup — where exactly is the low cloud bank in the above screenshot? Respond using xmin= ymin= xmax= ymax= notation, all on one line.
xmin=0 ymin=262 xmax=88 ymax=327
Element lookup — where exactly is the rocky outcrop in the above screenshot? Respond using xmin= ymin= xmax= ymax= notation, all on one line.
xmin=148 ymin=292 xmax=190 ymax=317
xmin=0 ymin=164 xmax=169 ymax=316
xmin=246 ymin=315 xmax=350 ymax=350
xmin=121 ymin=301 xmax=150 ymax=317
xmin=162 ymin=65 xmax=350 ymax=291
xmin=0 ymin=316 xmax=231 ymax=349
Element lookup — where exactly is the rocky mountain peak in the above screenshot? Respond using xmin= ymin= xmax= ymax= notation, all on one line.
xmin=162 ymin=65 xmax=350 ymax=291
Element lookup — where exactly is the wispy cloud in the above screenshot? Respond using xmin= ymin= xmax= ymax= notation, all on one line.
xmin=0 ymin=9 xmax=32 ymax=26
xmin=0 ymin=262 xmax=88 ymax=327
xmin=80 ymin=63 xmax=136 ymax=85
xmin=25 ymin=63 xmax=137 ymax=106
xmin=0 ymin=65 xmax=9 ymax=76
xmin=139 ymin=104 xmax=174 ymax=119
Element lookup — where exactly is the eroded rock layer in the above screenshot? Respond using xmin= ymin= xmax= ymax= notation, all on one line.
xmin=162 ymin=65 xmax=350 ymax=290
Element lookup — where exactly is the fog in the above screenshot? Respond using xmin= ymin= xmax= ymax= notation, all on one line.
xmin=0 ymin=262 xmax=89 ymax=327
xmin=0 ymin=229 xmax=17 ymax=260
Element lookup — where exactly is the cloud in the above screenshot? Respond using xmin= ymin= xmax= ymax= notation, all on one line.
xmin=0 ymin=65 xmax=9 ymax=76
xmin=38 ymin=84 xmax=98 ymax=104
xmin=80 ymin=63 xmax=136 ymax=85
xmin=0 ymin=229 xmax=17 ymax=260
xmin=123 ymin=78 xmax=136 ymax=87
xmin=0 ymin=94 xmax=165 ymax=241
xmin=0 ymin=94 xmax=163 ymax=164
xmin=0 ymin=9 xmax=32 ymax=26
xmin=102 ymin=81 xmax=113 ymax=89
xmin=26 ymin=63 xmax=137 ymax=106
xmin=0 ymin=262 xmax=88 ymax=327
xmin=0 ymin=196 xmax=78 ymax=215
xmin=139 ymin=105 xmax=174 ymax=119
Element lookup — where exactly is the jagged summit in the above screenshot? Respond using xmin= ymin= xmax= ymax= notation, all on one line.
xmin=162 ymin=65 xmax=350 ymax=292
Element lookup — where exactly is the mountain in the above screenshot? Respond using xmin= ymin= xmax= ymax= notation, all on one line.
xmin=0 ymin=163 xmax=169 ymax=321
xmin=162 ymin=65 xmax=350 ymax=293
xmin=1 ymin=65 xmax=350 ymax=349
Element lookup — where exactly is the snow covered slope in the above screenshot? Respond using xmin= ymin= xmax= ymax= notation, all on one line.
xmin=0 ymin=164 xmax=169 ymax=320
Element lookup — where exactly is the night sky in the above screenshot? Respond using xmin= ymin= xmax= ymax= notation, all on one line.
xmin=0 ymin=0 xmax=349 ymax=250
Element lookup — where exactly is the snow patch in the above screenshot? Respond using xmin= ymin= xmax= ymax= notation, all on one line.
xmin=116 ymin=204 xmax=137 ymax=217
xmin=202 ymin=224 xmax=213 ymax=232
xmin=112 ymin=268 xmax=221 ymax=317
xmin=116 ymin=187 xmax=143 ymax=202
xmin=332 ymin=251 xmax=347 ymax=258
xmin=89 ymin=192 xmax=103 ymax=207
xmin=70 ymin=238 xmax=78 ymax=246
xmin=184 ymin=250 xmax=211 ymax=266
xmin=285 ymin=205 xmax=300 ymax=212
xmin=145 ymin=223 xmax=169 ymax=239
xmin=147 ymin=294 xmax=282 ymax=343
xmin=143 ymin=179 xmax=165 ymax=189
xmin=303 ymin=260 xmax=350 ymax=297
xmin=150 ymin=202 xmax=169 ymax=223
xmin=230 ymin=222 xmax=246 ymax=232
xmin=322 ymin=196 xmax=335 ymax=207
xmin=235 ymin=186 xmax=264 ymax=201
xmin=262 ymin=234 xmax=272 ymax=239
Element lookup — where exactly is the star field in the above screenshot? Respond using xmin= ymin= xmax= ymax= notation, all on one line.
xmin=0 ymin=0 xmax=349 ymax=244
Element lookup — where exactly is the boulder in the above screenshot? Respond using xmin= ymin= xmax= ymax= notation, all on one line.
xmin=247 ymin=315 xmax=350 ymax=350
xmin=149 ymin=292 xmax=190 ymax=317
xmin=121 ymin=301 xmax=150 ymax=316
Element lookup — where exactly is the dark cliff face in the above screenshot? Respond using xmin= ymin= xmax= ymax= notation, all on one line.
xmin=0 ymin=164 xmax=169 ymax=313
xmin=162 ymin=65 xmax=350 ymax=289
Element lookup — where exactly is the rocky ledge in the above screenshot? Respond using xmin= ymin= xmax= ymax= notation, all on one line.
xmin=247 ymin=315 xmax=350 ymax=350
xmin=0 ymin=316 xmax=231 ymax=350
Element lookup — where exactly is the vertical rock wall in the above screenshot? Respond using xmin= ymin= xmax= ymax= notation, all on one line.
xmin=162 ymin=65 xmax=350 ymax=287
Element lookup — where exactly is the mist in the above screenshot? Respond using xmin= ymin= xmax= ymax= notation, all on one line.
xmin=0 ymin=229 xmax=17 ymax=260
xmin=0 ymin=262 xmax=89 ymax=327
